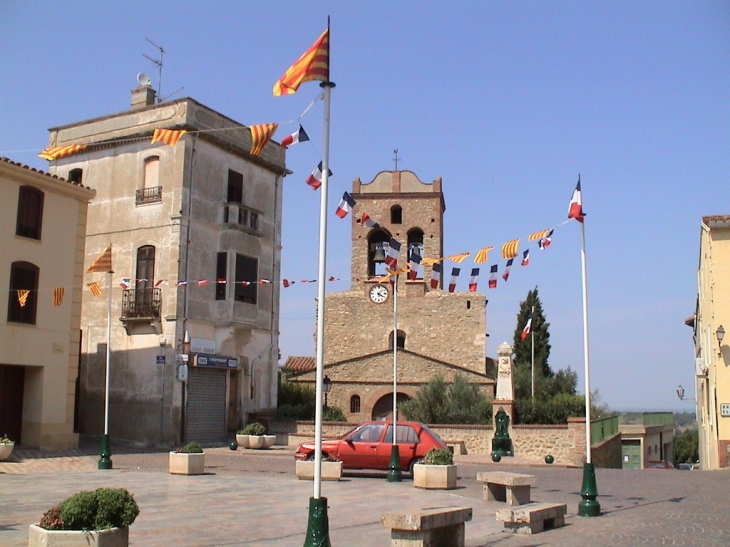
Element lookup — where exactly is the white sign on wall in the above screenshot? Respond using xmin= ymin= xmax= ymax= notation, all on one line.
xmin=191 ymin=337 xmax=216 ymax=354
xmin=721 ymin=404 xmax=730 ymax=417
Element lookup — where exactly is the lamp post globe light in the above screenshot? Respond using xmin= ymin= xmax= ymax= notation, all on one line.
xmin=323 ymin=375 xmax=332 ymax=409
xmin=717 ymin=325 xmax=725 ymax=348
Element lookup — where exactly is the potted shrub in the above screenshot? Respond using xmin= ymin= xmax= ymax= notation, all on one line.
xmin=0 ymin=434 xmax=14 ymax=461
xmin=236 ymin=422 xmax=276 ymax=449
xmin=28 ymin=487 xmax=139 ymax=547
xmin=169 ymin=442 xmax=205 ymax=475
xmin=412 ymin=448 xmax=458 ymax=490
xmin=295 ymin=455 xmax=343 ymax=481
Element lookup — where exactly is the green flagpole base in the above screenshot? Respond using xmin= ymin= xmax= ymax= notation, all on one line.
xmin=577 ymin=462 xmax=600 ymax=517
xmin=303 ymin=497 xmax=331 ymax=547
xmin=98 ymin=434 xmax=113 ymax=470
xmin=387 ymin=445 xmax=402 ymax=482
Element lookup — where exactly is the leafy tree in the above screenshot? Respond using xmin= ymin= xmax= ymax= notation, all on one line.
xmin=399 ymin=374 xmax=492 ymax=424
xmin=674 ymin=427 xmax=699 ymax=464
xmin=513 ymin=287 xmax=552 ymax=377
xmin=277 ymin=375 xmax=315 ymax=420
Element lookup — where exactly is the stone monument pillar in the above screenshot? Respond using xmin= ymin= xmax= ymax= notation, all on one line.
xmin=492 ymin=342 xmax=515 ymax=457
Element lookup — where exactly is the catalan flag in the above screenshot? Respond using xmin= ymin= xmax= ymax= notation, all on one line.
xmin=87 ymin=282 xmax=102 ymax=297
xmin=474 ymin=247 xmax=494 ymax=264
xmin=151 ymin=129 xmax=187 ymax=146
xmin=273 ymin=27 xmax=330 ymax=96
xmin=38 ymin=144 xmax=87 ymax=161
xmin=17 ymin=289 xmax=30 ymax=307
xmin=447 ymin=252 xmax=471 ymax=263
xmin=501 ymin=239 xmax=519 ymax=259
xmin=53 ymin=287 xmax=65 ymax=306
xmin=87 ymin=246 xmax=112 ymax=273
xmin=528 ymin=229 xmax=552 ymax=241
xmin=250 ymin=123 xmax=278 ymax=156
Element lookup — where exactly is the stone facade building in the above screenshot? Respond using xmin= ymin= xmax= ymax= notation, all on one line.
xmin=284 ymin=170 xmax=494 ymax=419
xmin=46 ymin=84 xmax=287 ymax=446
xmin=0 ymin=157 xmax=95 ymax=449
xmin=689 ymin=215 xmax=730 ymax=469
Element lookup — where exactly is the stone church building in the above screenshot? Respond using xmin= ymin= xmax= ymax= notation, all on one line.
xmin=283 ymin=170 xmax=495 ymax=420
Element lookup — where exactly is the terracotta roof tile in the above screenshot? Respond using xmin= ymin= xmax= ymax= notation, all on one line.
xmin=0 ymin=157 xmax=91 ymax=189
xmin=281 ymin=356 xmax=315 ymax=372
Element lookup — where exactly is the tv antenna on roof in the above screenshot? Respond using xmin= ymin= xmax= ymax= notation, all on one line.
xmin=143 ymin=37 xmax=165 ymax=103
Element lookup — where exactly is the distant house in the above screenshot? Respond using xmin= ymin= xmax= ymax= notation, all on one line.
xmin=0 ymin=157 xmax=95 ymax=449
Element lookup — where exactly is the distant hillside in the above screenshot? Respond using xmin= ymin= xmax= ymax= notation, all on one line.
xmin=617 ymin=411 xmax=696 ymax=429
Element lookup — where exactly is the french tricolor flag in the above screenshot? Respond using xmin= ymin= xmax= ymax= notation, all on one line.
xmin=430 ymin=263 xmax=441 ymax=289
xmin=385 ymin=239 xmax=401 ymax=269
xmin=280 ymin=124 xmax=310 ymax=147
xmin=283 ymin=279 xmax=294 ymax=288
xmin=521 ymin=316 xmax=533 ymax=340
xmin=408 ymin=251 xmax=422 ymax=281
xmin=502 ymin=259 xmax=513 ymax=281
xmin=448 ymin=267 xmax=460 ymax=293
xmin=468 ymin=268 xmax=479 ymax=292
xmin=119 ymin=278 xmax=130 ymax=289
xmin=335 ymin=192 xmax=356 ymax=218
xmin=538 ymin=229 xmax=554 ymax=250
xmin=361 ymin=212 xmax=379 ymax=228
xmin=488 ymin=264 xmax=498 ymax=289
xmin=568 ymin=178 xmax=584 ymax=223
xmin=306 ymin=161 xmax=331 ymax=190
xmin=521 ymin=250 xmax=530 ymax=266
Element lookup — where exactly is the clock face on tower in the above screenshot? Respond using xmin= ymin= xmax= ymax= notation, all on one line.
xmin=369 ymin=284 xmax=389 ymax=304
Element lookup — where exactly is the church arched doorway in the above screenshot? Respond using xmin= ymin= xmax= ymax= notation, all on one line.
xmin=371 ymin=392 xmax=411 ymax=420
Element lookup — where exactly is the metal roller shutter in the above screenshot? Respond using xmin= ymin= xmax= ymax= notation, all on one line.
xmin=185 ymin=367 xmax=227 ymax=444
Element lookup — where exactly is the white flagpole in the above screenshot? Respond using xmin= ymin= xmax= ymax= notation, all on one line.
xmin=531 ymin=305 xmax=535 ymax=400
xmin=580 ymin=221 xmax=592 ymax=464
xmin=99 ymin=268 xmax=113 ymax=469
xmin=313 ymin=81 xmax=333 ymax=500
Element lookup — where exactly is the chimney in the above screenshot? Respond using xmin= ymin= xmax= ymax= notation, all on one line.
xmin=131 ymin=85 xmax=156 ymax=110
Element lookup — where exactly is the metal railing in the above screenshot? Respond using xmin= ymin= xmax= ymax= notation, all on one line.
xmin=121 ymin=288 xmax=161 ymax=319
xmin=135 ymin=186 xmax=162 ymax=204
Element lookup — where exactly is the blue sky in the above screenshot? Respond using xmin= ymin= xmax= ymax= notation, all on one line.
xmin=2 ymin=2 xmax=728 ymax=412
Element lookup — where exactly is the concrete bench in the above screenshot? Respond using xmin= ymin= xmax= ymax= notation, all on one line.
xmin=496 ymin=502 xmax=567 ymax=535
xmin=476 ymin=471 xmax=536 ymax=506
xmin=444 ymin=439 xmax=467 ymax=455
xmin=381 ymin=506 xmax=473 ymax=547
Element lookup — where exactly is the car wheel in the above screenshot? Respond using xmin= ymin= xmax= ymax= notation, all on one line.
xmin=408 ymin=458 xmax=424 ymax=475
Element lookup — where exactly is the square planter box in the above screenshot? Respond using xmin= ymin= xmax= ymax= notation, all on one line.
xmin=0 ymin=442 xmax=14 ymax=461
xmin=29 ymin=524 xmax=128 ymax=547
xmin=169 ymin=452 xmax=205 ymax=475
xmin=295 ymin=460 xmax=342 ymax=481
xmin=412 ymin=464 xmax=458 ymax=490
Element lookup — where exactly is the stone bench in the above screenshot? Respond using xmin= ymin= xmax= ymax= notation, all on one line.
xmin=444 ymin=439 xmax=467 ymax=455
xmin=381 ymin=506 xmax=473 ymax=547
xmin=476 ymin=471 xmax=536 ymax=506
xmin=496 ymin=502 xmax=567 ymax=535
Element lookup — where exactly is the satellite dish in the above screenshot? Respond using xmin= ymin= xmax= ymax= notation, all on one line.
xmin=137 ymin=73 xmax=151 ymax=86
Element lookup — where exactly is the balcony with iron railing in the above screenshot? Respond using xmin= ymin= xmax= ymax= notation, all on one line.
xmin=135 ymin=186 xmax=163 ymax=205
xmin=121 ymin=288 xmax=162 ymax=320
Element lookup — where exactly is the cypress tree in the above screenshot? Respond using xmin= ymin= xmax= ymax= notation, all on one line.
xmin=512 ymin=287 xmax=552 ymax=386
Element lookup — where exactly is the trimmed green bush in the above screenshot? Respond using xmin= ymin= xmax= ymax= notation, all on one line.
xmin=322 ymin=406 xmax=347 ymax=422
xmin=241 ymin=422 xmax=266 ymax=435
xmin=40 ymin=488 xmax=139 ymax=531
xmin=178 ymin=441 xmax=203 ymax=453
xmin=424 ymin=448 xmax=453 ymax=465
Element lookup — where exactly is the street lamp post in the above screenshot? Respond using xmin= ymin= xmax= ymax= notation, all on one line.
xmin=387 ymin=275 xmax=402 ymax=482
xmin=323 ymin=375 xmax=331 ymax=409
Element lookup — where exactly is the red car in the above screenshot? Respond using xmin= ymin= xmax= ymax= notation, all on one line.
xmin=294 ymin=421 xmax=448 ymax=474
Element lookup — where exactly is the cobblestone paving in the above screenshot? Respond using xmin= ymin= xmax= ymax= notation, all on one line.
xmin=1 ymin=443 xmax=729 ymax=546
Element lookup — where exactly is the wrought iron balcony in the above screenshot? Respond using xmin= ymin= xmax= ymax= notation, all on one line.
xmin=121 ymin=288 xmax=161 ymax=319
xmin=135 ymin=186 xmax=163 ymax=204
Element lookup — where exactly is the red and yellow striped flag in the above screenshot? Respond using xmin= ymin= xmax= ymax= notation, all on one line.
xmin=474 ymin=247 xmax=494 ymax=264
xmin=420 ymin=257 xmax=443 ymax=266
xmin=501 ymin=239 xmax=520 ymax=259
xmin=273 ymin=28 xmax=330 ymax=96
xmin=250 ymin=124 xmax=278 ymax=156
xmin=528 ymin=229 xmax=552 ymax=241
xmin=447 ymin=252 xmax=471 ymax=264
xmin=151 ymin=129 xmax=187 ymax=146
xmin=87 ymin=246 xmax=112 ymax=273
xmin=87 ymin=282 xmax=102 ymax=297
xmin=38 ymin=144 xmax=87 ymax=161
xmin=53 ymin=287 xmax=65 ymax=306
xmin=17 ymin=289 xmax=30 ymax=307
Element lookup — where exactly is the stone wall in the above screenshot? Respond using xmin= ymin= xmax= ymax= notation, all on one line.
xmin=273 ymin=417 xmax=604 ymax=467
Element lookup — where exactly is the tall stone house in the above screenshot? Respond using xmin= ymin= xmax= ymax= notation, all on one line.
xmin=0 ymin=157 xmax=95 ymax=449
xmin=689 ymin=215 xmax=730 ymax=469
xmin=283 ymin=170 xmax=494 ymax=419
xmin=46 ymin=84 xmax=287 ymax=446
